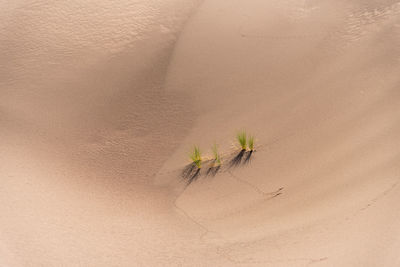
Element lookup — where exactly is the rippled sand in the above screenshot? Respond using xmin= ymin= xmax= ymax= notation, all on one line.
xmin=1 ymin=0 xmax=400 ymax=266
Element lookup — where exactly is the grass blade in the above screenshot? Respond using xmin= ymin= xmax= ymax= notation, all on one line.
xmin=237 ymin=131 xmax=247 ymax=150
xmin=212 ymin=144 xmax=221 ymax=166
xmin=190 ymin=146 xmax=202 ymax=168
xmin=248 ymin=135 xmax=254 ymax=151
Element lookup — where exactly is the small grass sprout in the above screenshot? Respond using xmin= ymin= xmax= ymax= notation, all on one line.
xmin=212 ymin=144 xmax=221 ymax=166
xmin=237 ymin=131 xmax=247 ymax=150
xmin=248 ymin=135 xmax=254 ymax=151
xmin=190 ymin=146 xmax=202 ymax=168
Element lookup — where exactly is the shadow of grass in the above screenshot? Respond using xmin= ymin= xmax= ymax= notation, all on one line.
xmin=187 ymin=168 xmax=200 ymax=185
xmin=206 ymin=165 xmax=221 ymax=177
xmin=243 ymin=150 xmax=253 ymax=164
xmin=181 ymin=163 xmax=196 ymax=178
xmin=229 ymin=149 xmax=246 ymax=168
xmin=228 ymin=150 xmax=254 ymax=168
xmin=181 ymin=163 xmax=201 ymax=185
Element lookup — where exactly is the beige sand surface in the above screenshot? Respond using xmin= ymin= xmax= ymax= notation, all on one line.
xmin=1 ymin=0 xmax=400 ymax=266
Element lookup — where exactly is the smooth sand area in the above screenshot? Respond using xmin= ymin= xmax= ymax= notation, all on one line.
xmin=1 ymin=0 xmax=400 ymax=266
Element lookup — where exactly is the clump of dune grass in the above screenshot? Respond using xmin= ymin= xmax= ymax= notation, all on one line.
xmin=248 ymin=135 xmax=254 ymax=151
xmin=212 ymin=144 xmax=221 ymax=166
xmin=237 ymin=131 xmax=247 ymax=150
xmin=190 ymin=146 xmax=202 ymax=168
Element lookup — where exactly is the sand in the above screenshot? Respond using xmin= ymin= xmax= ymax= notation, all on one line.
xmin=1 ymin=0 xmax=400 ymax=266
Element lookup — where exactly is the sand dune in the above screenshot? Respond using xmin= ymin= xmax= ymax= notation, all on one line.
xmin=1 ymin=0 xmax=400 ymax=266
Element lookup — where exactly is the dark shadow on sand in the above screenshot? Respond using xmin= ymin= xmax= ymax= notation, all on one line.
xmin=181 ymin=163 xmax=201 ymax=185
xmin=229 ymin=149 xmax=246 ymax=168
xmin=186 ymin=168 xmax=200 ymax=185
xmin=243 ymin=150 xmax=253 ymax=164
xmin=229 ymin=150 xmax=254 ymax=168
xmin=181 ymin=163 xmax=196 ymax=178
xmin=206 ymin=165 xmax=221 ymax=177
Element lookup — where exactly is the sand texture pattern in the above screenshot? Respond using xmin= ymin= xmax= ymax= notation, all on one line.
xmin=1 ymin=0 xmax=400 ymax=266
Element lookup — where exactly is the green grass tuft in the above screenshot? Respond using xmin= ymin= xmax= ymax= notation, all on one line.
xmin=190 ymin=146 xmax=202 ymax=168
xmin=237 ymin=131 xmax=247 ymax=150
xmin=248 ymin=135 xmax=254 ymax=151
xmin=212 ymin=144 xmax=221 ymax=166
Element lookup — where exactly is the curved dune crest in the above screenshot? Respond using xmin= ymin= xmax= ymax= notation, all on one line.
xmin=1 ymin=0 xmax=400 ymax=266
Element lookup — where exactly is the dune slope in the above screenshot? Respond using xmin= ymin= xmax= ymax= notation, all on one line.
xmin=1 ymin=0 xmax=400 ymax=266
xmin=160 ymin=0 xmax=400 ymax=265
